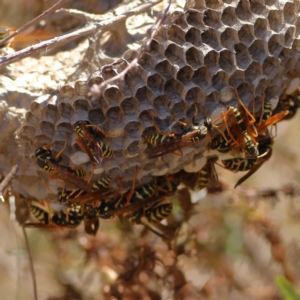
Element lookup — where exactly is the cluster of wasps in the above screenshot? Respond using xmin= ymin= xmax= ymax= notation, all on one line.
xmin=27 ymin=121 xmax=179 ymax=236
xmin=26 ymin=86 xmax=299 ymax=237
xmin=144 ymin=87 xmax=296 ymax=191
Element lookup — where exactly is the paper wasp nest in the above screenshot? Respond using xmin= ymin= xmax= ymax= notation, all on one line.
xmin=16 ymin=0 xmax=300 ymax=199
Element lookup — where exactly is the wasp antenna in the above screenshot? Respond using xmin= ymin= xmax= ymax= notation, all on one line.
xmin=214 ymin=126 xmax=228 ymax=143
xmin=192 ymin=98 xmax=199 ymax=123
xmin=87 ymin=166 xmax=95 ymax=183
xmin=222 ymin=109 xmax=237 ymax=144
xmin=55 ymin=133 xmax=69 ymax=158
xmin=96 ymin=116 xmax=108 ymax=127
xmin=42 ymin=180 xmax=55 ymax=195
xmin=125 ymin=166 xmax=139 ymax=205
xmin=171 ymin=112 xmax=187 ymax=127
xmin=36 ymin=135 xmax=51 ymax=145
xmin=258 ymin=91 xmax=265 ymax=125
xmin=252 ymin=94 xmax=256 ymax=118
xmin=234 ymin=86 xmax=256 ymax=124
xmin=147 ymin=115 xmax=174 ymax=136
xmin=117 ymin=177 xmax=123 ymax=194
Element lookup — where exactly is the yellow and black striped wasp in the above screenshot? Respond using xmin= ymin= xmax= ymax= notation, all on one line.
xmin=221 ymin=158 xmax=257 ymax=173
xmin=233 ymin=134 xmax=274 ymax=188
xmin=145 ymin=203 xmax=173 ymax=223
xmin=114 ymin=180 xmax=159 ymax=224
xmin=84 ymin=176 xmax=178 ymax=239
xmin=221 ymin=88 xmax=259 ymax=158
xmin=273 ymin=91 xmax=300 ymax=121
xmin=145 ymin=94 xmax=230 ymax=159
xmin=64 ymin=176 xmax=115 ymax=206
xmin=209 ymin=130 xmax=234 ymax=154
xmin=57 ymin=176 xmax=115 ymax=235
xmin=97 ymin=176 xmax=179 ymax=222
xmin=197 ymin=157 xmax=220 ymax=191
xmin=254 ymin=94 xmax=289 ymax=135
xmin=27 ymin=201 xmax=100 ymax=235
xmin=35 ymin=145 xmax=91 ymax=192
xmin=220 ymin=132 xmax=274 ymax=188
xmin=35 ymin=146 xmax=62 ymax=171
xmin=73 ymin=121 xmax=113 ymax=166
xmin=28 ymin=201 xmax=83 ymax=228
xmin=145 ymin=118 xmax=209 ymax=159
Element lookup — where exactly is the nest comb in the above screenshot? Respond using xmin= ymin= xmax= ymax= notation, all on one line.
xmin=16 ymin=0 xmax=300 ymax=200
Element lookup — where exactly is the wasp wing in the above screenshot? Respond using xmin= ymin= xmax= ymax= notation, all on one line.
xmin=47 ymin=161 xmax=92 ymax=192
xmin=67 ymin=188 xmax=116 ymax=204
xmin=76 ymin=123 xmax=104 ymax=165
xmin=146 ymin=130 xmax=206 ymax=159
xmin=257 ymin=110 xmax=289 ymax=134
xmin=234 ymin=147 xmax=272 ymax=188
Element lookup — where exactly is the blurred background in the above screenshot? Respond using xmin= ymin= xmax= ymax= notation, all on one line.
xmin=1 ymin=0 xmax=300 ymax=299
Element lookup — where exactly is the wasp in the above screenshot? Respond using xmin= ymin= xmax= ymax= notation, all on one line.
xmin=115 ymin=182 xmax=158 ymax=223
xmin=221 ymin=158 xmax=257 ymax=172
xmin=58 ymin=188 xmax=84 ymax=205
xmin=35 ymin=146 xmax=62 ymax=171
xmin=254 ymin=94 xmax=289 ymax=135
xmin=28 ymin=202 xmax=83 ymax=228
xmin=82 ymin=214 xmax=99 ymax=236
xmin=123 ymin=176 xmax=180 ymax=224
xmin=51 ymin=210 xmax=83 ymax=227
xmin=273 ymin=92 xmax=300 ymax=121
xmin=125 ymin=182 xmax=157 ymax=205
xmin=35 ymin=145 xmax=91 ymax=192
xmin=196 ymin=157 xmax=220 ymax=191
xmin=145 ymin=93 xmax=231 ymax=159
xmin=73 ymin=121 xmax=113 ymax=166
xmin=46 ymin=161 xmax=91 ymax=192
xmin=255 ymin=110 xmax=289 ymax=136
xmin=145 ymin=133 xmax=176 ymax=147
xmin=210 ymin=133 xmax=237 ymax=154
xmin=65 ymin=176 xmax=114 ymax=205
xmin=88 ymin=200 xmax=116 ymax=219
xmin=233 ymin=134 xmax=274 ymax=188
xmin=145 ymin=203 xmax=173 ymax=223
xmin=28 ymin=202 xmax=100 ymax=235
xmin=57 ymin=188 xmax=86 ymax=215
xmin=258 ymin=96 xmax=273 ymax=123
xmin=218 ymin=87 xmax=259 ymax=157
xmin=145 ymin=119 xmax=209 ymax=159
xmin=120 ymin=177 xmax=178 ymax=224
xmin=126 ymin=202 xmax=173 ymax=225
xmin=98 ymin=176 xmax=179 ymax=221
xmin=224 ymin=106 xmax=258 ymax=157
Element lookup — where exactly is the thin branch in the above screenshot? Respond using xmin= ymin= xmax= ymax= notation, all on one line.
xmin=22 ymin=227 xmax=38 ymax=300
xmin=0 ymin=0 xmax=69 ymax=47
xmin=59 ymin=0 xmax=161 ymax=23
xmin=0 ymin=163 xmax=19 ymax=202
xmin=58 ymin=8 xmax=112 ymax=22
xmin=91 ymin=0 xmax=172 ymax=96
xmin=0 ymin=0 xmax=162 ymax=68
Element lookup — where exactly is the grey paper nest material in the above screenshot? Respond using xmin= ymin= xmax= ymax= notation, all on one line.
xmin=16 ymin=0 xmax=300 ymax=199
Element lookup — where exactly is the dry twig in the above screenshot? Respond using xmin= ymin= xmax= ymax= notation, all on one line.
xmin=0 ymin=0 xmax=69 ymax=47
xmin=0 ymin=0 xmax=162 ymax=68
xmin=22 ymin=227 xmax=38 ymax=300
xmin=0 ymin=163 xmax=19 ymax=202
